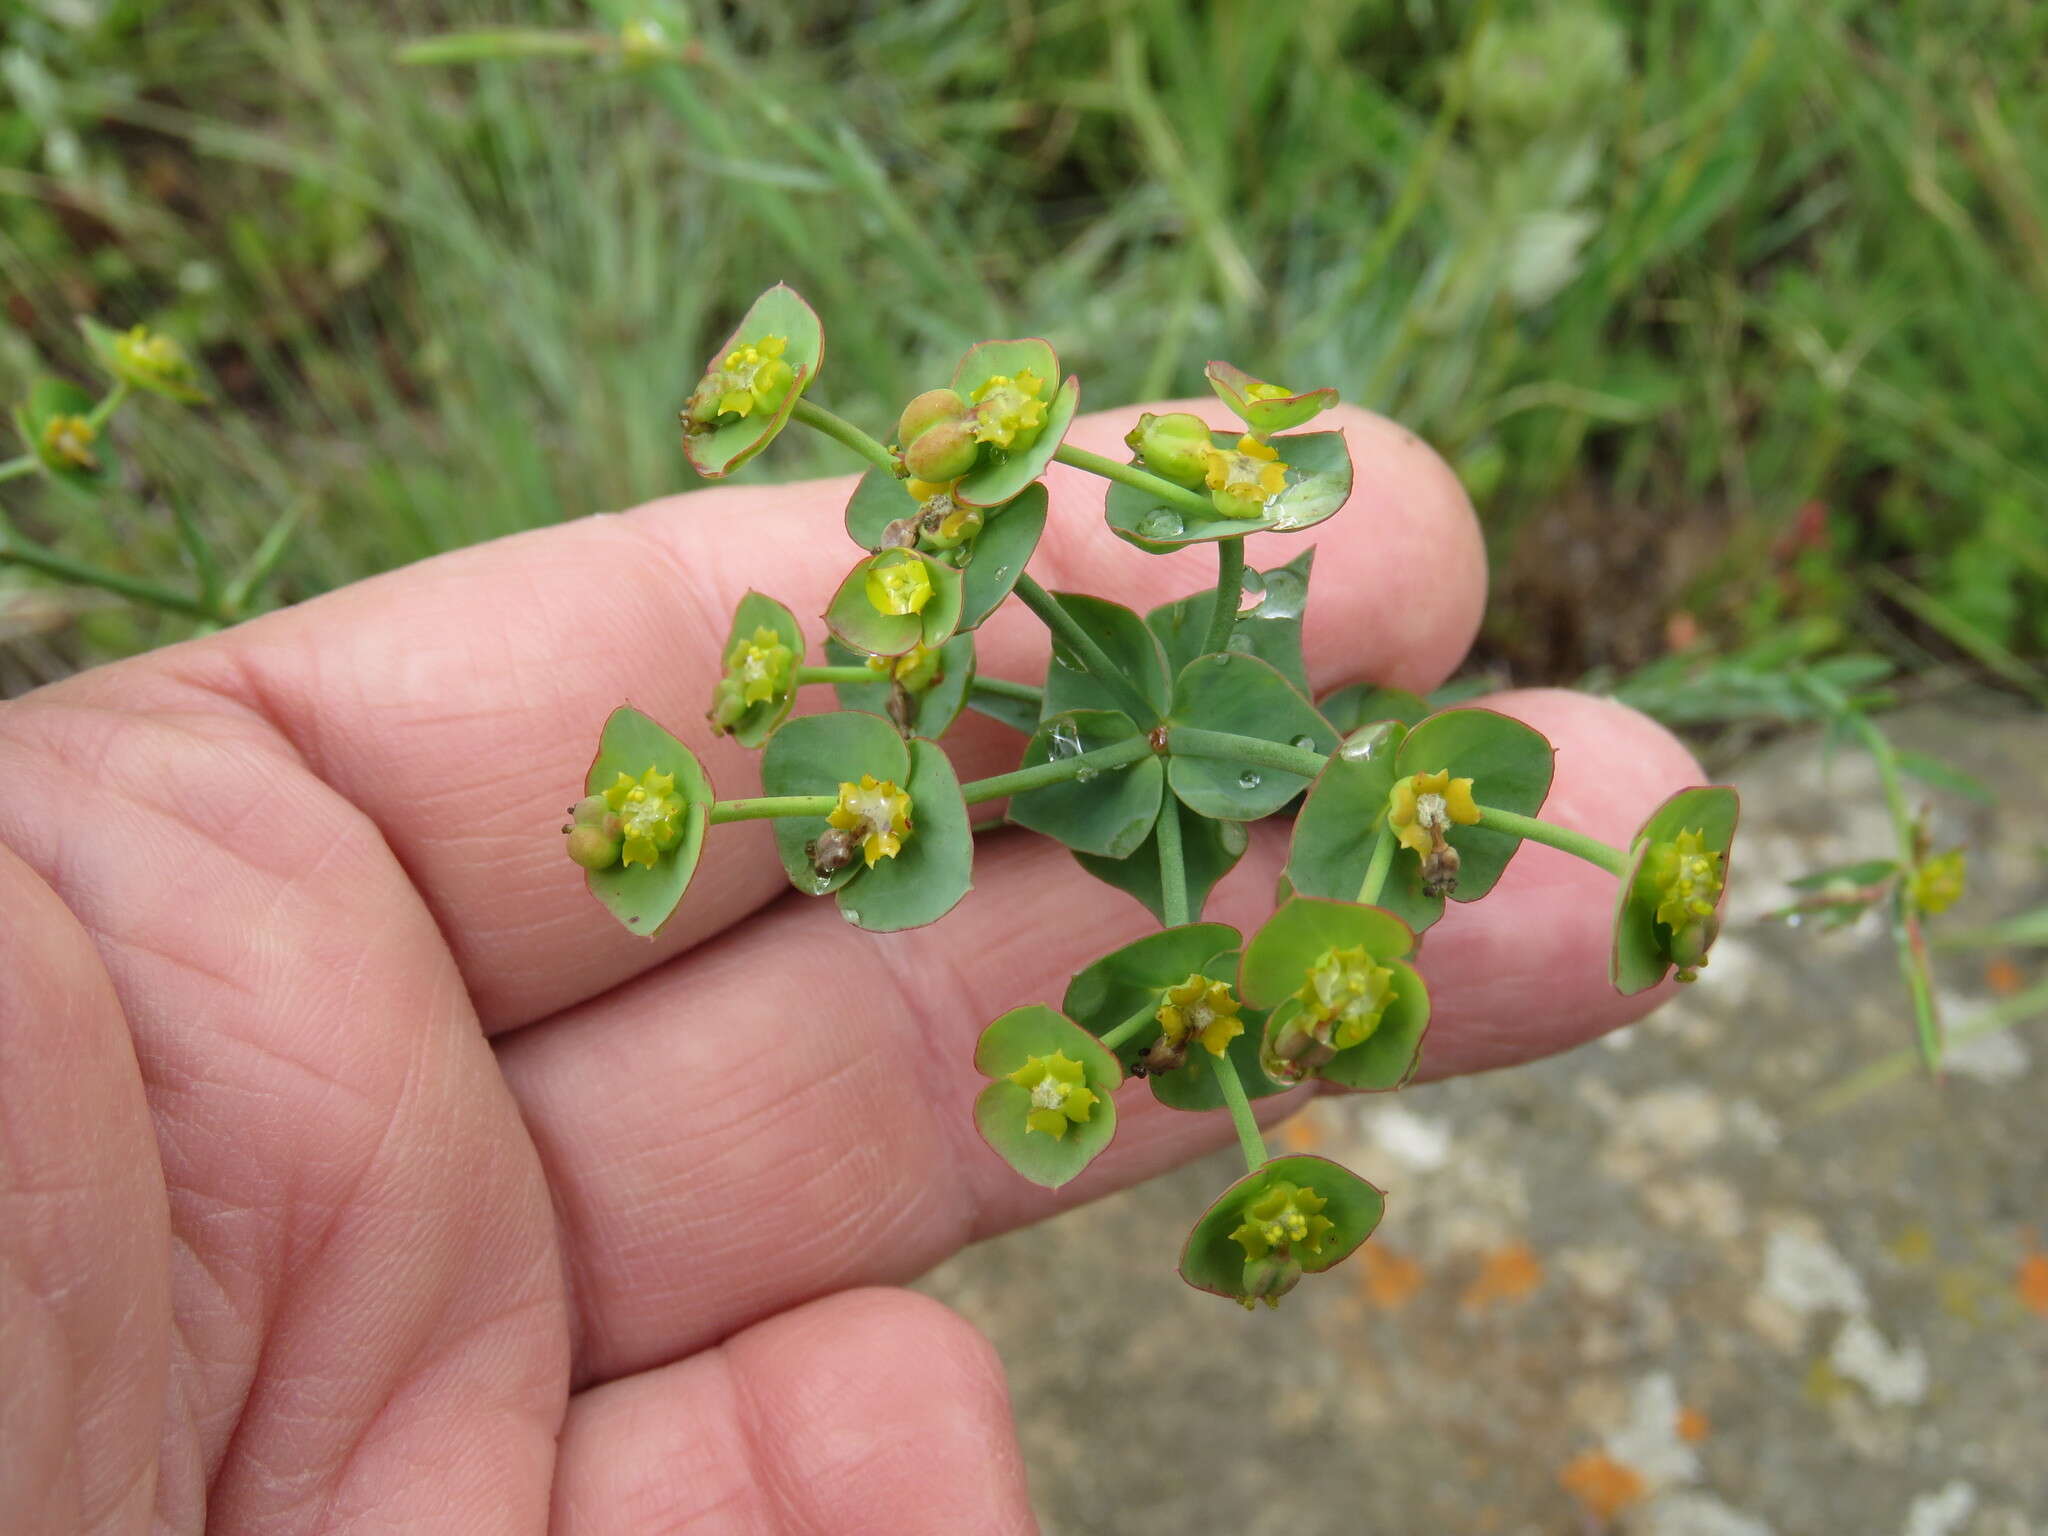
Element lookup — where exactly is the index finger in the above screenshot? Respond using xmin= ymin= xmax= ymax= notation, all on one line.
xmin=153 ymin=401 xmax=1483 ymax=1032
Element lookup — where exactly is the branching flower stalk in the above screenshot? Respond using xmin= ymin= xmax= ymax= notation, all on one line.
xmin=554 ymin=282 xmax=1744 ymax=1307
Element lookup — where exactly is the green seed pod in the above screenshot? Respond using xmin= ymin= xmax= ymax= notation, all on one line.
xmin=1669 ymin=913 xmax=1719 ymax=979
xmin=570 ymin=795 xmax=612 ymax=827
xmin=565 ymin=822 xmax=623 ymax=870
xmin=896 ymin=388 xmax=967 ymax=447
xmin=1241 ymin=1254 xmax=1305 ymax=1309
xmin=1124 ymin=411 xmax=1212 ymax=487
xmin=902 ymin=416 xmax=980 ymax=482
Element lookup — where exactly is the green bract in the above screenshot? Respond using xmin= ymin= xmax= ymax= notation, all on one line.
xmin=79 ymin=316 xmax=208 ymax=403
xmin=680 ymin=283 xmax=823 ymax=477
xmin=707 ymin=591 xmax=804 ymax=747
xmin=973 ymin=1006 xmax=1122 ymax=1188
xmin=1148 ymin=548 xmax=1315 ymax=698
xmin=577 ymin=706 xmax=713 ymax=938
xmin=1241 ymin=897 xmax=1429 ymax=1090
xmin=1612 ymin=785 xmax=1740 ymax=994
xmin=1103 ymin=429 xmax=1351 ymax=551
xmin=1167 ymin=653 xmax=1336 ymax=820
xmin=844 ymin=472 xmax=1048 ymax=631
xmin=825 ymin=548 xmax=963 ymax=657
xmin=1318 ymin=683 xmax=1428 ymax=733
xmin=1179 ymin=1155 xmax=1383 ymax=1307
xmin=1074 ymin=800 xmax=1247 ymax=925
xmin=1205 ymin=360 xmax=1339 ymax=436
xmin=825 ymin=633 xmax=976 ymax=740
xmin=1007 ymin=709 xmax=1164 ymax=858
xmin=947 ymin=338 xmax=1080 ymax=507
xmin=1039 ymin=592 xmax=1170 ymax=720
xmin=12 ymin=377 xmax=112 ymax=498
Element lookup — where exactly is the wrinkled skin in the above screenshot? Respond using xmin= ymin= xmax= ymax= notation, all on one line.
xmin=0 ymin=402 xmax=1700 ymax=1534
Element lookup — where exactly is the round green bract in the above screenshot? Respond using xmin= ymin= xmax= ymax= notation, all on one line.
xmin=1179 ymin=1155 xmax=1384 ymax=1302
xmin=1147 ymin=547 xmax=1316 ymax=698
xmin=1103 ymin=429 xmax=1352 ymax=551
xmin=682 ymin=283 xmax=823 ymax=477
xmin=841 ymin=737 xmax=973 ymax=932
xmin=12 ymin=376 xmax=113 ymax=497
xmin=1285 ymin=721 xmax=1407 ymax=907
xmin=958 ymin=484 xmax=1046 ymax=629
xmin=1073 ymin=801 xmax=1246 ymax=926
xmin=824 ymin=549 xmax=963 ymax=657
xmin=825 ymin=632 xmax=976 ymax=740
xmin=960 ymin=377 xmax=1078 ymax=508
xmin=972 ymin=1005 xmax=1122 ymax=1189
xmin=1166 ymin=653 xmax=1337 ymax=821
xmin=1612 ymin=785 xmax=1740 ymax=995
xmin=1205 ymin=359 xmax=1339 ymax=435
xmin=1006 ymin=709 xmax=1164 ymax=859
xmin=1038 ymin=592 xmax=1170 ymax=719
xmin=843 ymin=467 xmax=918 ymax=550
xmin=1240 ymin=896 xmax=1417 ymax=1008
xmin=583 ymin=705 xmax=713 ymax=938
xmin=1258 ymin=957 xmax=1430 ymax=1092
xmin=1318 ymin=683 xmax=1428 ymax=734
xmin=1393 ymin=707 xmax=1555 ymax=904
xmin=758 ymin=710 xmax=909 ymax=896
xmin=718 ymin=591 xmax=805 ymax=748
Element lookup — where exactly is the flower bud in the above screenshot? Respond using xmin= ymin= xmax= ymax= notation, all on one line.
xmin=901 ymin=416 xmax=980 ymax=482
xmin=1240 ymin=1254 xmax=1305 ymax=1309
xmin=896 ymin=387 xmax=968 ymax=447
xmin=1124 ymin=411 xmax=1212 ymax=487
xmin=1669 ymin=913 xmax=1720 ymax=980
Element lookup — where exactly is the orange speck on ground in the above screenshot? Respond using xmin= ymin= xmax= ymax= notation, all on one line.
xmin=1359 ymin=1244 xmax=1424 ymax=1309
xmin=1277 ymin=1108 xmax=1326 ymax=1153
xmin=2020 ymin=1247 xmax=2048 ymax=1318
xmin=1984 ymin=956 xmax=2024 ymax=997
xmin=1461 ymin=1241 xmax=1544 ymax=1310
xmin=1559 ymin=1451 xmax=1647 ymax=1521
xmin=1676 ymin=1406 xmax=1710 ymax=1443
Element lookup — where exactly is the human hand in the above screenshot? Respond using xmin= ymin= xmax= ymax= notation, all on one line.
xmin=0 ymin=401 xmax=1699 ymax=1533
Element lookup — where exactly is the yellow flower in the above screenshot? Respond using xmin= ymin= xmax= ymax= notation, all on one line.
xmin=827 ymin=773 xmax=913 ymax=867
xmin=728 ymin=626 xmax=794 ymax=707
xmin=1228 ymin=1181 xmax=1335 ymax=1263
xmin=905 ymin=476 xmax=955 ymax=502
xmin=684 ymin=334 xmax=793 ymax=427
xmin=39 ymin=413 xmax=97 ymax=471
xmin=1154 ymin=974 xmax=1245 ymax=1058
xmin=865 ymin=553 xmax=935 ymax=617
xmin=1200 ymin=434 xmax=1288 ymax=518
xmin=863 ymin=641 xmax=943 ymax=690
xmin=1387 ymin=769 xmax=1480 ymax=859
xmin=1295 ymin=944 xmax=1394 ymax=1051
xmin=968 ymin=369 xmax=1048 ymax=450
xmin=1008 ymin=1049 xmax=1099 ymax=1139
xmin=109 ymin=324 xmax=204 ymax=400
xmin=1645 ymin=828 xmax=1724 ymax=931
xmin=1909 ymin=849 xmax=1966 ymax=915
xmin=602 ymin=766 xmax=688 ymax=869
xmin=1244 ymin=380 xmax=1294 ymax=401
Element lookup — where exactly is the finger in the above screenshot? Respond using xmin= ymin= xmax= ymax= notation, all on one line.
xmin=499 ymin=690 xmax=1693 ymax=1383
xmin=549 ymin=1288 xmax=1035 ymax=1536
xmin=143 ymin=400 xmax=1479 ymax=1032
xmin=0 ymin=843 xmax=171 ymax=1536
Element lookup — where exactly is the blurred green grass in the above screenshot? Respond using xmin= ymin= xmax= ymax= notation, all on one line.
xmin=2 ymin=0 xmax=2044 ymax=693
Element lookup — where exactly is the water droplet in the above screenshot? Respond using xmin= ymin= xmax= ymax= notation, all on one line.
xmin=992 ymin=564 xmax=1011 ymax=581
xmin=1338 ymin=723 xmax=1397 ymax=762
xmin=808 ymin=874 xmax=836 ymax=895
xmin=1219 ymin=821 xmax=1250 ymax=855
xmin=1226 ymin=632 xmax=1255 ymax=653
xmin=1137 ymin=507 xmax=1185 ymax=540
xmin=1784 ymin=912 xmax=1804 ymax=929
xmin=1237 ymin=770 xmax=1262 ymax=790
xmin=1291 ymin=735 xmax=1317 ymax=751
xmin=1256 ymin=568 xmax=1307 ymax=618
xmin=1211 ymin=651 xmax=1232 ymax=667
xmin=1237 ymin=569 xmax=1267 ymax=613
xmin=840 ymin=907 xmax=862 ymax=926
xmin=1047 ymin=721 xmax=1084 ymax=760
xmin=1075 ymin=764 xmax=1099 ymax=784
xmin=1052 ymin=644 xmax=1084 ymax=671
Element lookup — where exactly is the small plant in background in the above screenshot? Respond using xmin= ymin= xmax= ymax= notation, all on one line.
xmin=2 ymin=319 xmax=301 ymax=630
xmin=554 ymin=282 xmax=1744 ymax=1308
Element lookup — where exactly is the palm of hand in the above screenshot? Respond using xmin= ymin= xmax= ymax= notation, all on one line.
xmin=0 ymin=404 xmax=1695 ymax=1534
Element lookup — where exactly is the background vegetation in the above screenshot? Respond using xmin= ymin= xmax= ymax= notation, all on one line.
xmin=2 ymin=0 xmax=2044 ymax=705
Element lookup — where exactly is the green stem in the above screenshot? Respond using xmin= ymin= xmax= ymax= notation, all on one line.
xmin=1156 ymin=795 xmax=1190 ymax=926
xmin=708 ymin=794 xmax=838 ymax=824
xmin=1052 ymin=443 xmax=1216 ymax=523
xmin=1209 ymin=1050 xmax=1267 ymax=1172
xmin=969 ymin=675 xmax=1042 ymax=706
xmin=789 ymin=397 xmax=898 ymax=477
xmin=1204 ymin=537 xmax=1244 ymax=656
xmin=1100 ymin=995 xmax=1162 ymax=1054
xmin=84 ymin=380 xmax=131 ymax=432
xmin=1355 ymin=826 xmax=1395 ymax=906
xmin=1472 ymin=804 xmax=1630 ymax=878
xmin=1012 ymin=573 xmax=1162 ymax=726
xmin=960 ymin=735 xmax=1154 ymax=807
xmin=1166 ymin=726 xmax=1327 ymax=781
xmin=0 ymin=532 xmax=224 ymax=621
xmin=0 ymin=455 xmax=37 ymax=484
xmin=796 ymin=665 xmax=876 ymax=686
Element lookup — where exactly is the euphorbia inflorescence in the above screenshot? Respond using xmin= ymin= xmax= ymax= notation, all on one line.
xmin=554 ymin=281 xmax=1743 ymax=1308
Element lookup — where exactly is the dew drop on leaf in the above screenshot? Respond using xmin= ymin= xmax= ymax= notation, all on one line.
xmin=1291 ymin=735 xmax=1317 ymax=750
xmin=1237 ymin=770 xmax=1262 ymax=789
xmin=1138 ymin=507 xmax=1184 ymax=540
xmin=1226 ymin=632 xmax=1255 ymax=653
xmin=1257 ymin=568 xmax=1306 ymax=618
xmin=1237 ymin=569 xmax=1267 ymax=613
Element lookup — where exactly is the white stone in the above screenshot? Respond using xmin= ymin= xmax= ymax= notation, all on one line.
xmin=1902 ymin=1482 xmax=1977 ymax=1536
xmin=1761 ymin=1224 xmax=1869 ymax=1318
xmin=1831 ymin=1315 xmax=1930 ymax=1407
xmin=1639 ymin=1492 xmax=1775 ymax=1536
xmin=1941 ymin=1026 xmax=2030 ymax=1084
xmin=1364 ymin=1104 xmax=1453 ymax=1172
xmin=1605 ymin=1372 xmax=1701 ymax=1490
